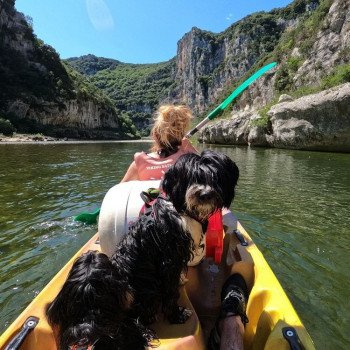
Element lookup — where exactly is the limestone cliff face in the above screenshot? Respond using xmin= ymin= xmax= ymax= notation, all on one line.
xmin=266 ymin=83 xmax=350 ymax=151
xmin=0 ymin=0 xmax=128 ymax=138
xmin=196 ymin=0 xmax=349 ymax=152
xmin=171 ymin=24 xmax=283 ymax=114
xmin=294 ymin=0 xmax=350 ymax=87
xmin=198 ymin=83 xmax=350 ymax=152
xmin=7 ymin=99 xmax=119 ymax=130
xmin=0 ymin=1 xmax=35 ymax=57
xmin=168 ymin=1 xmax=311 ymax=114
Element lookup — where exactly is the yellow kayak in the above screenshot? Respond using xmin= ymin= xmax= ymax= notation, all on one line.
xmin=0 ymin=222 xmax=315 ymax=350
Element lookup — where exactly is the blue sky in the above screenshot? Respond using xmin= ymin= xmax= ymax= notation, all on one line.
xmin=15 ymin=0 xmax=293 ymax=64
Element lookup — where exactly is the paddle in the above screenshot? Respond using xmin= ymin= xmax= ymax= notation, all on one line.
xmin=74 ymin=61 xmax=277 ymax=224
xmin=74 ymin=208 xmax=100 ymax=225
xmin=186 ymin=61 xmax=277 ymax=137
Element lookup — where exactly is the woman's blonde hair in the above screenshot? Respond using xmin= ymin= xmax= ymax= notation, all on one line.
xmin=151 ymin=105 xmax=192 ymax=152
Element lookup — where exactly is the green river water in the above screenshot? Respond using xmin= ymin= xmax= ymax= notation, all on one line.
xmin=0 ymin=142 xmax=349 ymax=349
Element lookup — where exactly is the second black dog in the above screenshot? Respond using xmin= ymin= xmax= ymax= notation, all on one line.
xmin=110 ymin=196 xmax=194 ymax=326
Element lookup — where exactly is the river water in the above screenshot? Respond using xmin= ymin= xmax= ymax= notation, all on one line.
xmin=0 ymin=142 xmax=349 ymax=349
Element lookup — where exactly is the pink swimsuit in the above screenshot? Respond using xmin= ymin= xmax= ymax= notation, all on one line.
xmin=134 ymin=139 xmax=196 ymax=180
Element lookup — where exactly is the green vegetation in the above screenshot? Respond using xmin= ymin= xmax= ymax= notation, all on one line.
xmin=0 ymin=118 xmax=16 ymax=136
xmin=66 ymin=55 xmax=121 ymax=75
xmin=274 ymin=64 xmax=293 ymax=92
xmin=272 ymin=0 xmax=331 ymax=60
xmin=63 ymin=62 xmax=116 ymax=107
xmin=252 ymin=98 xmax=280 ymax=127
xmin=0 ymin=1 xmax=139 ymax=138
xmin=253 ymin=106 xmax=273 ymax=128
xmin=66 ymin=56 xmax=176 ymax=132
xmin=271 ymin=0 xmax=333 ymax=92
xmin=321 ymin=63 xmax=350 ymax=89
xmin=91 ymin=60 xmax=175 ymax=109
xmin=224 ymin=0 xmax=332 ymax=94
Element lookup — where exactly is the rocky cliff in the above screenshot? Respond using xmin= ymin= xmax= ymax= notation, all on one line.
xmin=293 ymin=0 xmax=349 ymax=88
xmin=168 ymin=1 xmax=320 ymax=114
xmin=68 ymin=0 xmax=321 ymax=133
xmin=199 ymin=83 xmax=350 ymax=152
xmin=1 ymin=0 xmax=348 ymax=146
xmin=0 ymin=0 xmax=135 ymax=139
xmin=196 ymin=0 xmax=350 ymax=152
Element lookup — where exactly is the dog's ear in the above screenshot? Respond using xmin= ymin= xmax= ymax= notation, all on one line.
xmin=62 ymin=322 xmax=95 ymax=350
xmin=162 ymin=153 xmax=201 ymax=212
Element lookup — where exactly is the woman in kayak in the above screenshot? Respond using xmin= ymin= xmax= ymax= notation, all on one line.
xmin=121 ymin=104 xmax=198 ymax=182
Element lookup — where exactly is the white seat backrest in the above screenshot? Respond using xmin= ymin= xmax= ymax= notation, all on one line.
xmin=98 ymin=180 xmax=160 ymax=256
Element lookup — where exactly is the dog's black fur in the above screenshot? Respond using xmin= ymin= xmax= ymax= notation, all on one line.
xmin=46 ymin=251 xmax=153 ymax=350
xmin=46 ymin=150 xmax=239 ymax=349
xmin=162 ymin=150 xmax=239 ymax=220
xmin=111 ymin=196 xmax=194 ymax=326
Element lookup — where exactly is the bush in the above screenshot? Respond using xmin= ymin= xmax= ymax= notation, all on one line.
xmin=321 ymin=63 xmax=350 ymax=89
xmin=287 ymin=57 xmax=303 ymax=72
xmin=0 ymin=118 xmax=16 ymax=136
xmin=274 ymin=64 xmax=293 ymax=92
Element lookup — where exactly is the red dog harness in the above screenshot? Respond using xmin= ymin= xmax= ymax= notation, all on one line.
xmin=139 ymin=188 xmax=224 ymax=264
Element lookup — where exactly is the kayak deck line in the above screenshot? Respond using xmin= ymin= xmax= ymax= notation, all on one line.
xmin=0 ymin=224 xmax=315 ymax=350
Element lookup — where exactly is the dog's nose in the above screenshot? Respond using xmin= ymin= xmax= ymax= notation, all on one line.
xmin=186 ymin=185 xmax=223 ymax=207
xmin=198 ymin=187 xmax=214 ymax=199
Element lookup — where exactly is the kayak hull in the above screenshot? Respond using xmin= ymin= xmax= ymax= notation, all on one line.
xmin=0 ymin=223 xmax=315 ymax=349
xmin=0 ymin=180 xmax=315 ymax=349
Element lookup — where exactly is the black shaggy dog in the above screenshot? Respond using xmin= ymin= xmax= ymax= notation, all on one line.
xmin=111 ymin=196 xmax=194 ymax=326
xmin=162 ymin=150 xmax=239 ymax=222
xmin=46 ymin=251 xmax=153 ymax=350
xmin=161 ymin=150 xmax=239 ymax=267
xmin=110 ymin=150 xmax=239 ymax=329
xmin=45 ymin=150 xmax=239 ymax=349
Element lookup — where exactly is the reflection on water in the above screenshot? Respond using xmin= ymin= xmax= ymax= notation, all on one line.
xmin=0 ymin=142 xmax=349 ymax=349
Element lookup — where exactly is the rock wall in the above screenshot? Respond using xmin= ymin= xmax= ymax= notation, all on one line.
xmin=0 ymin=0 xmax=126 ymax=138
xmin=294 ymin=0 xmax=350 ymax=87
xmin=171 ymin=26 xmax=256 ymax=113
xmin=0 ymin=1 xmax=36 ymax=58
xmin=167 ymin=1 xmax=322 ymax=114
xmin=7 ymin=99 xmax=120 ymax=129
xmin=266 ymin=83 xmax=350 ymax=151
xmin=198 ymin=83 xmax=350 ymax=152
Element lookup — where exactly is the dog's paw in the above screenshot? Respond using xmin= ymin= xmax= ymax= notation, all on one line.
xmin=169 ymin=306 xmax=193 ymax=324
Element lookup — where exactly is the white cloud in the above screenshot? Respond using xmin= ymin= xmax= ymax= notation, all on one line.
xmin=86 ymin=0 xmax=114 ymax=31
xmin=226 ymin=13 xmax=233 ymax=21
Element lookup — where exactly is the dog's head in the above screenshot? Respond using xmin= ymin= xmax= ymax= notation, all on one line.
xmin=46 ymin=251 xmax=132 ymax=350
xmin=162 ymin=150 xmax=239 ymax=221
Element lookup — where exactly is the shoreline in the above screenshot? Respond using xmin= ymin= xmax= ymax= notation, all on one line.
xmin=0 ymin=133 xmax=152 ymax=145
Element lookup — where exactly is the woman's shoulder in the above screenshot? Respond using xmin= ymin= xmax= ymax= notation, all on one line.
xmin=180 ymin=138 xmax=198 ymax=154
xmin=134 ymin=151 xmax=147 ymax=160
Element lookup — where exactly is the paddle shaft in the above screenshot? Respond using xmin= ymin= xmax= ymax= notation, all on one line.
xmin=186 ymin=62 xmax=277 ymax=138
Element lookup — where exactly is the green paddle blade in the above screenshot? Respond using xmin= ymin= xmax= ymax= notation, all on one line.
xmin=74 ymin=208 xmax=100 ymax=224
xmin=215 ymin=61 xmax=277 ymax=115
xmin=186 ymin=62 xmax=277 ymax=137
